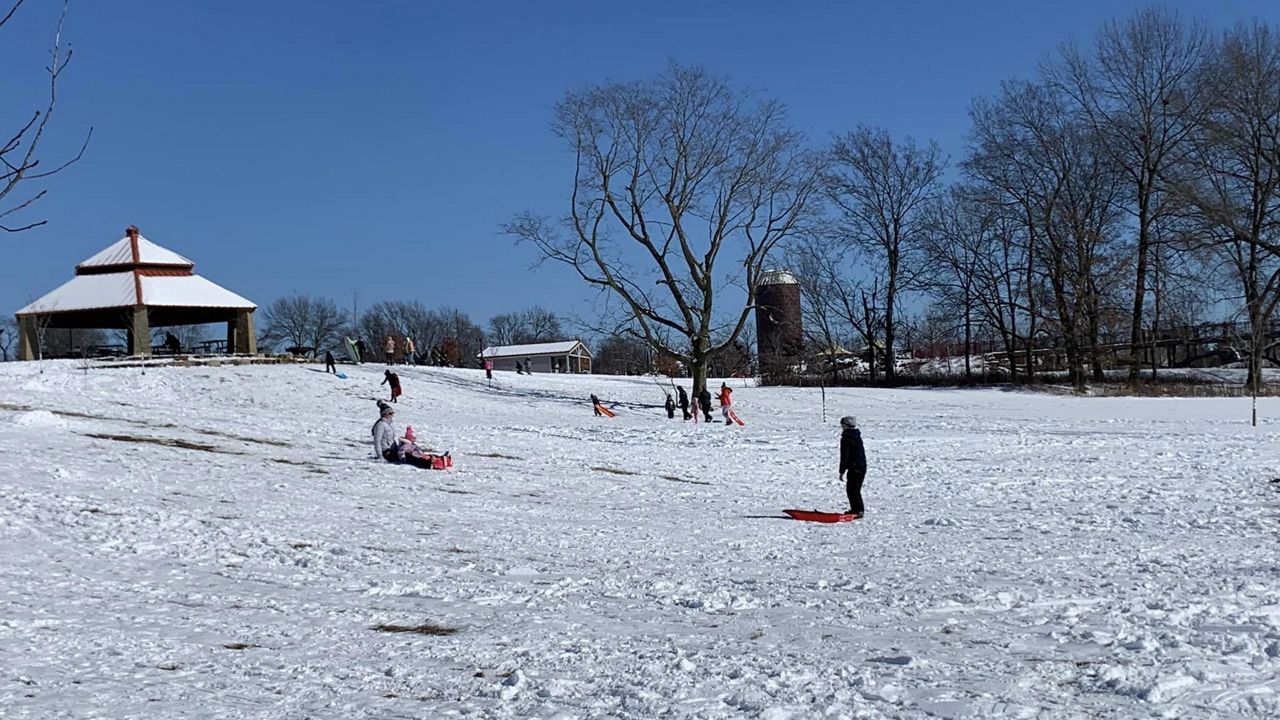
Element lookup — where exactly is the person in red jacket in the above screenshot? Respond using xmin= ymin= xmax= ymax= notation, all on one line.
xmin=382 ymin=369 xmax=402 ymax=403
xmin=717 ymin=382 xmax=734 ymax=425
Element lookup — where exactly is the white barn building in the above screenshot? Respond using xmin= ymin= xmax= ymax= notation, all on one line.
xmin=478 ymin=340 xmax=592 ymax=373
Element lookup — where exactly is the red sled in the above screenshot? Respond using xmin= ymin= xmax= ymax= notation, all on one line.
xmin=727 ymin=409 xmax=744 ymax=426
xmin=784 ymin=508 xmax=857 ymax=523
xmin=420 ymin=453 xmax=453 ymax=470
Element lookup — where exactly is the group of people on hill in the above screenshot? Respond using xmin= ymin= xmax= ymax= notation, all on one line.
xmin=651 ymin=382 xmax=733 ymax=425
xmin=356 ymin=358 xmax=867 ymax=518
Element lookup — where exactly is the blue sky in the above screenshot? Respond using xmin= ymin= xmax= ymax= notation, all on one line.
xmin=4 ymin=0 xmax=1279 ymax=330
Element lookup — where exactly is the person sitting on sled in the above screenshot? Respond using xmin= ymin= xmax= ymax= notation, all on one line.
xmin=838 ymin=416 xmax=866 ymax=518
xmin=382 ymin=369 xmax=402 ymax=403
xmin=372 ymin=403 xmax=449 ymax=469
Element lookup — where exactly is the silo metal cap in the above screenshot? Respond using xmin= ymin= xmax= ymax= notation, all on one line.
xmin=758 ymin=269 xmax=799 ymax=286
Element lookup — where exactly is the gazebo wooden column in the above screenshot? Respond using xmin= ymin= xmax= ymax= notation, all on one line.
xmin=227 ymin=309 xmax=256 ymax=355
xmin=17 ymin=315 xmax=39 ymax=361
xmin=127 ymin=306 xmax=151 ymax=357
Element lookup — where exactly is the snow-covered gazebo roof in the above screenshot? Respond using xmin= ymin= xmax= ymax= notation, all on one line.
xmin=15 ymin=225 xmax=255 ymax=326
xmin=17 ymin=225 xmax=253 ymax=317
xmin=478 ymin=340 xmax=592 ymax=359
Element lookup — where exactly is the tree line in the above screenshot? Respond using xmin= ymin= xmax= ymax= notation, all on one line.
xmin=511 ymin=8 xmax=1280 ymax=395
xmin=256 ymin=296 xmax=567 ymax=367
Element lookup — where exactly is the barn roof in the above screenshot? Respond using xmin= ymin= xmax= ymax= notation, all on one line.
xmin=478 ymin=340 xmax=591 ymax=358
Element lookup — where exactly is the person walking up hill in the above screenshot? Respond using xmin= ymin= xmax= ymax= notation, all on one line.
xmin=697 ymin=386 xmax=713 ymax=423
xmin=382 ymin=369 xmax=402 ymax=403
xmin=677 ymin=386 xmax=691 ymax=420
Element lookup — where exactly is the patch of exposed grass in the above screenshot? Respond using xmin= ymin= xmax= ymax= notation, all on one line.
xmin=661 ymin=474 xmax=711 ymax=485
xmin=372 ymin=622 xmax=459 ymax=636
xmin=447 ymin=546 xmax=472 ymax=553
xmin=592 ymin=466 xmax=639 ymax=476
xmin=196 ymin=428 xmax=290 ymax=446
xmin=270 ymin=457 xmax=330 ymax=474
xmin=474 ymin=451 xmax=523 ymax=460
xmin=439 ymin=488 xmax=474 ymax=495
xmin=290 ymin=542 xmax=312 ymax=549
xmin=82 ymin=507 xmax=123 ymax=516
xmin=222 ymin=642 xmax=254 ymax=650
xmin=82 ymin=432 xmax=243 ymax=454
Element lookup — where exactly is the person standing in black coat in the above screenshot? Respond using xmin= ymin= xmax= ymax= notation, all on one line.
xmin=839 ymin=416 xmax=866 ymax=517
xmin=664 ymin=394 xmax=676 ymax=419
xmin=697 ymin=387 xmax=713 ymax=423
xmin=324 ymin=350 xmax=337 ymax=374
xmin=676 ymin=386 xmax=691 ymax=420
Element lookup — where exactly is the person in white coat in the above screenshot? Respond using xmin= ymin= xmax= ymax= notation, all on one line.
xmin=372 ymin=403 xmax=398 ymax=461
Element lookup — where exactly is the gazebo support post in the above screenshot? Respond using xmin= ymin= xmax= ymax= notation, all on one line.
xmin=227 ymin=310 xmax=256 ymax=355
xmin=17 ymin=315 xmax=39 ymax=361
xmin=128 ymin=307 xmax=151 ymax=357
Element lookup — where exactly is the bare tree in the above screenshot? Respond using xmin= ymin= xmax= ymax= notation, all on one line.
xmin=1 ymin=0 xmax=90 ymax=233
xmin=788 ymin=234 xmax=886 ymax=380
xmin=595 ymin=334 xmax=653 ymax=375
xmin=920 ymin=187 xmax=994 ymax=380
xmin=260 ymin=295 xmax=348 ymax=356
xmin=1053 ymin=7 xmax=1210 ymax=383
xmin=506 ymin=64 xmax=822 ymax=396
xmin=487 ymin=312 xmax=520 ymax=346
xmin=487 ymin=306 xmax=565 ymax=345
xmin=1173 ymin=22 xmax=1280 ymax=418
xmin=0 ymin=316 xmax=13 ymax=360
xmin=824 ymin=126 xmax=946 ymax=381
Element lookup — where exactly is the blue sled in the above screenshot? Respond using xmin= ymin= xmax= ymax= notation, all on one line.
xmin=336 ymin=372 xmax=348 ymax=379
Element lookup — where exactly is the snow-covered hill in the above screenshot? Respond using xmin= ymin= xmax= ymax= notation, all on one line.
xmin=2 ymin=361 xmax=1278 ymax=718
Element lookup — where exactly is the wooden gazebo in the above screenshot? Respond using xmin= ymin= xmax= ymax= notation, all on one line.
xmin=14 ymin=225 xmax=257 ymax=360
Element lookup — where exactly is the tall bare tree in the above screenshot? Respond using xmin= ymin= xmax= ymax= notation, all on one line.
xmin=1174 ymin=22 xmax=1280 ymax=417
xmin=506 ymin=64 xmax=822 ymax=395
xmin=824 ymin=126 xmax=945 ymax=380
xmin=1 ymin=0 xmax=90 ymax=233
xmin=788 ymin=234 xmax=886 ymax=380
xmin=920 ymin=187 xmax=995 ymax=380
xmin=1053 ymin=7 xmax=1210 ymax=382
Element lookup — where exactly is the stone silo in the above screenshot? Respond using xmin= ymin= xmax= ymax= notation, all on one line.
xmin=755 ymin=269 xmax=803 ymax=382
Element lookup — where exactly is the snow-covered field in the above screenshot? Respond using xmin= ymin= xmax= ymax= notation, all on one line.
xmin=2 ymin=360 xmax=1278 ymax=719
